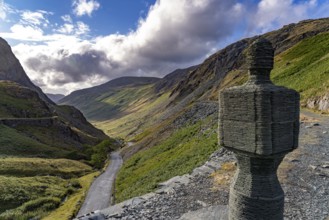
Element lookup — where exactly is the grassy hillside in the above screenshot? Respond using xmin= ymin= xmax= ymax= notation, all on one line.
xmin=115 ymin=116 xmax=218 ymax=202
xmin=271 ymin=32 xmax=329 ymax=103
xmin=0 ymin=139 xmax=118 ymax=219
xmin=59 ymin=77 xmax=160 ymax=121
xmin=43 ymin=172 xmax=99 ymax=220
xmin=0 ymin=80 xmax=110 ymax=159
xmin=0 ymin=158 xmax=92 ymax=178
xmin=0 ymin=158 xmax=95 ymax=220
xmin=220 ymin=31 xmax=329 ymax=107
xmin=95 ymin=90 xmax=170 ymax=138
xmin=0 ymin=81 xmax=51 ymax=118
xmin=0 ymin=124 xmax=70 ymax=158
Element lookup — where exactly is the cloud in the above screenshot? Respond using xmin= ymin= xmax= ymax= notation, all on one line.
xmin=76 ymin=21 xmax=90 ymax=35
xmin=61 ymin=14 xmax=73 ymax=23
xmin=57 ymin=23 xmax=75 ymax=34
xmin=21 ymin=10 xmax=52 ymax=26
xmin=10 ymin=24 xmax=44 ymax=39
xmin=55 ymin=21 xmax=89 ymax=35
xmin=0 ymin=0 xmax=6 ymax=20
xmin=7 ymin=0 xmax=244 ymax=94
xmin=0 ymin=0 xmax=14 ymax=21
xmin=0 ymin=8 xmax=54 ymax=41
xmin=3 ymin=0 xmax=329 ymax=95
xmin=72 ymin=0 xmax=100 ymax=17
xmin=250 ymin=0 xmax=319 ymax=34
xmin=25 ymin=50 xmax=116 ymax=85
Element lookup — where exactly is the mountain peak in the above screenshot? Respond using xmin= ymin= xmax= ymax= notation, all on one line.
xmin=0 ymin=37 xmax=53 ymax=103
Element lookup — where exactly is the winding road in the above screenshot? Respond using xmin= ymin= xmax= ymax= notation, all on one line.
xmin=77 ymin=152 xmax=123 ymax=216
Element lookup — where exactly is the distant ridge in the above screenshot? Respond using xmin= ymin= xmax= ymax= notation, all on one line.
xmin=46 ymin=93 xmax=65 ymax=103
xmin=60 ymin=76 xmax=160 ymax=104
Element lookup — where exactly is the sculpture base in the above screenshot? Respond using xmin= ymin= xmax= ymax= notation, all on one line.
xmin=229 ymin=188 xmax=284 ymax=220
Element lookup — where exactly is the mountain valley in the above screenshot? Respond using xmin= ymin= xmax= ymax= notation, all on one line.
xmin=61 ymin=18 xmax=329 ymax=204
xmin=0 ymin=17 xmax=329 ymax=220
xmin=0 ymin=37 xmax=119 ymax=219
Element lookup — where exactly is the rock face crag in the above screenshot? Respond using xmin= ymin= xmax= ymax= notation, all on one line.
xmin=219 ymin=38 xmax=300 ymax=220
xmin=307 ymin=94 xmax=329 ymax=112
xmin=0 ymin=38 xmax=53 ymax=103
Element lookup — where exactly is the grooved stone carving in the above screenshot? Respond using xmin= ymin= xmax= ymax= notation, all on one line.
xmin=219 ymin=38 xmax=300 ymax=220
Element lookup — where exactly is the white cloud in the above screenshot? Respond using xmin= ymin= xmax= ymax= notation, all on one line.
xmin=72 ymin=0 xmax=100 ymax=17
xmin=0 ymin=24 xmax=46 ymax=41
xmin=250 ymin=0 xmax=318 ymax=33
xmin=57 ymin=23 xmax=75 ymax=34
xmin=61 ymin=14 xmax=73 ymax=23
xmin=55 ymin=21 xmax=89 ymax=35
xmin=0 ymin=0 xmax=6 ymax=20
xmin=21 ymin=11 xmax=50 ymax=26
xmin=0 ymin=8 xmax=54 ymax=41
xmin=0 ymin=0 xmax=13 ymax=21
xmin=76 ymin=21 xmax=90 ymax=35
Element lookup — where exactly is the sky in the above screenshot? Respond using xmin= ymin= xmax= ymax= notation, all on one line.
xmin=0 ymin=0 xmax=328 ymax=95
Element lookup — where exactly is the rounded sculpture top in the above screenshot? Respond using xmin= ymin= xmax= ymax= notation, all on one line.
xmin=247 ymin=38 xmax=274 ymax=73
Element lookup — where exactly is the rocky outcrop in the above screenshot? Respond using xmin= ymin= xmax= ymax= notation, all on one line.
xmin=307 ymin=94 xmax=329 ymax=112
xmin=172 ymin=101 xmax=218 ymax=129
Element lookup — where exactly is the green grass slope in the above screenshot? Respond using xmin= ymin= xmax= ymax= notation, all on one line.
xmin=0 ymin=81 xmax=51 ymax=118
xmin=59 ymin=77 xmax=160 ymax=121
xmin=220 ymin=31 xmax=329 ymax=109
xmin=115 ymin=117 xmax=218 ymax=202
xmin=0 ymin=80 xmax=109 ymax=158
xmin=0 ymin=124 xmax=70 ymax=158
xmin=0 ymin=158 xmax=92 ymax=178
xmin=271 ymin=32 xmax=329 ymax=103
xmin=0 ymin=158 xmax=94 ymax=220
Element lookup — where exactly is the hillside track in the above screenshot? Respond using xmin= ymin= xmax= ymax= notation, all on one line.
xmin=280 ymin=110 xmax=329 ymax=219
xmin=77 ymin=152 xmax=123 ymax=216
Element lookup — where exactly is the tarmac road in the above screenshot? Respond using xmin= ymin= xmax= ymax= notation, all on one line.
xmin=77 ymin=152 xmax=123 ymax=216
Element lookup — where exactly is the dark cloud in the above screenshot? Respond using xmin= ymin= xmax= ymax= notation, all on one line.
xmin=26 ymin=50 xmax=119 ymax=85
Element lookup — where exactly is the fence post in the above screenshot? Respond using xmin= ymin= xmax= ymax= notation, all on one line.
xmin=219 ymin=38 xmax=300 ymax=220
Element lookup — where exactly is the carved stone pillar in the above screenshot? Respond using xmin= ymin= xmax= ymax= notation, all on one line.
xmin=219 ymin=38 xmax=300 ymax=220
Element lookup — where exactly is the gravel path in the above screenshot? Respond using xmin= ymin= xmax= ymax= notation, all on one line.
xmin=77 ymin=152 xmax=123 ymax=216
xmin=281 ymin=110 xmax=329 ymax=219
